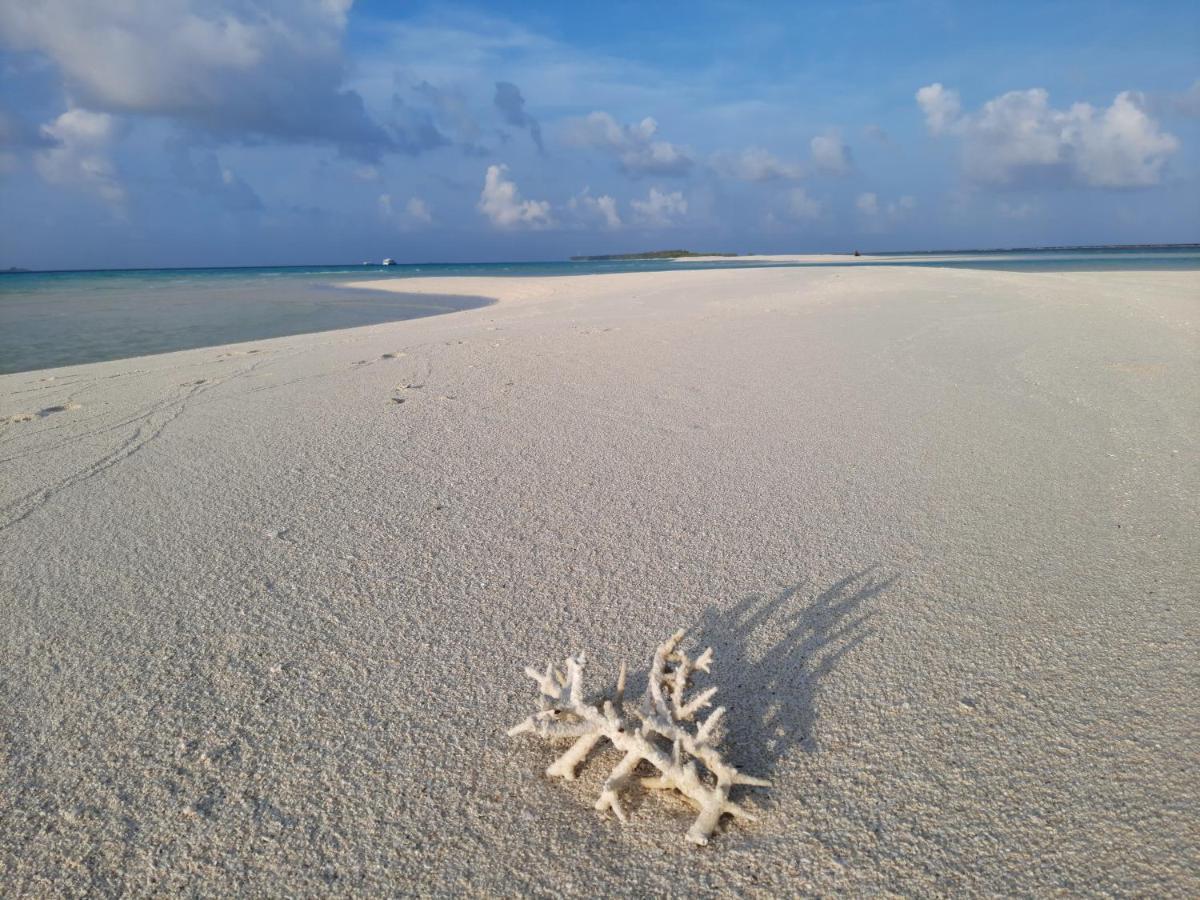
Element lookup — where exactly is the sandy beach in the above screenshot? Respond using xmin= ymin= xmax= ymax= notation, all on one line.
xmin=1 ymin=264 xmax=1197 ymax=894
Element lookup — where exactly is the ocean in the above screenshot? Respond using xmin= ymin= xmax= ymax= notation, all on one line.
xmin=2 ymin=247 xmax=1197 ymax=376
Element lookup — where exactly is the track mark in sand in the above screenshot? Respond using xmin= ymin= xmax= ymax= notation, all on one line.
xmin=0 ymin=381 xmax=208 ymax=532
xmin=354 ymin=352 xmax=406 ymax=369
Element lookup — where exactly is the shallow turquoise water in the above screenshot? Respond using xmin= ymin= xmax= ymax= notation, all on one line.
xmin=2 ymin=249 xmax=1196 ymax=375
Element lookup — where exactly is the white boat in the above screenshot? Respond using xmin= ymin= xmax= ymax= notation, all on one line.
xmin=382 ymin=258 xmax=396 ymax=266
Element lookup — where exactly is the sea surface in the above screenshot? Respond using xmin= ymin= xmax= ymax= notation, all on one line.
xmin=2 ymin=247 xmax=1197 ymax=375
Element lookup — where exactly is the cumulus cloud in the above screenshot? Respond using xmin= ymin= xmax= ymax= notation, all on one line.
xmin=856 ymin=191 xmax=915 ymax=230
xmin=631 ymin=187 xmax=687 ymax=226
xmin=477 ymin=163 xmax=552 ymax=229
xmin=916 ymin=83 xmax=1180 ymax=187
xmin=0 ymin=0 xmax=392 ymax=158
xmin=493 ymin=82 xmax=543 ymax=154
xmin=35 ymin=108 xmax=125 ymax=206
xmin=713 ymin=134 xmax=850 ymax=184
xmin=810 ymin=130 xmax=852 ymax=174
xmin=565 ymin=112 xmax=692 ymax=176
xmin=787 ymin=187 xmax=823 ymax=220
xmin=570 ymin=188 xmax=622 ymax=229
xmin=712 ymin=147 xmax=805 ymax=181
xmin=915 ymin=83 xmax=962 ymax=135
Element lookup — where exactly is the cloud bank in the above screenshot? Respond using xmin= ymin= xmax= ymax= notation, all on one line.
xmin=631 ymin=187 xmax=687 ymax=225
xmin=917 ymin=83 xmax=1180 ymax=187
xmin=0 ymin=0 xmax=391 ymax=157
xmin=565 ymin=112 xmax=692 ymax=176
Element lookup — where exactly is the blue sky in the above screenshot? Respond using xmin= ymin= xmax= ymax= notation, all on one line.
xmin=1 ymin=0 xmax=1197 ymax=269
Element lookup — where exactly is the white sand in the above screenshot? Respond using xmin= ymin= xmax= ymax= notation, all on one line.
xmin=1 ymin=265 xmax=1197 ymax=894
xmin=678 ymin=253 xmax=1003 ymax=263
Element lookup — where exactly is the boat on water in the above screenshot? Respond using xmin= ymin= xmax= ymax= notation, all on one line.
xmin=382 ymin=258 xmax=396 ymax=266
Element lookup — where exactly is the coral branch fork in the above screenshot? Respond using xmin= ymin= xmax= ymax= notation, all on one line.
xmin=508 ymin=630 xmax=769 ymax=846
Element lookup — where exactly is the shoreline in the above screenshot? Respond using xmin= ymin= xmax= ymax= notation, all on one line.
xmin=2 ymin=265 xmax=1197 ymax=894
xmin=4 ymin=254 xmax=1197 ymax=377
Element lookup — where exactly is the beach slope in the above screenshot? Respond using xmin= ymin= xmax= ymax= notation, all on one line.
xmin=1 ymin=265 xmax=1197 ymax=894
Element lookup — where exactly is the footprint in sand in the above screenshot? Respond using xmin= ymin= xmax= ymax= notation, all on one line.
xmin=390 ymin=382 xmax=426 ymax=405
xmin=2 ymin=403 xmax=81 ymax=425
xmin=216 ymin=349 xmax=264 ymax=360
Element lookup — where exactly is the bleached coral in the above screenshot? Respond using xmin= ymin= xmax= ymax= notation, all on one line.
xmin=508 ymin=629 xmax=769 ymax=846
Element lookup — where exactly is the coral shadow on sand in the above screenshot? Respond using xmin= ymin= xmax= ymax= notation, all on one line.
xmin=694 ymin=567 xmax=895 ymax=778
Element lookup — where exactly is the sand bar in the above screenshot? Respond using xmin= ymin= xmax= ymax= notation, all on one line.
xmin=1 ymin=265 xmax=1197 ymax=894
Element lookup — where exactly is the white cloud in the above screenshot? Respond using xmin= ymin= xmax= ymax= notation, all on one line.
xmin=477 ymin=163 xmax=552 ymax=229
xmin=915 ymin=83 xmax=962 ymax=135
xmin=712 ymin=147 xmax=805 ymax=181
xmin=570 ymin=188 xmax=622 ymax=229
xmin=810 ymin=130 xmax=852 ymax=174
xmin=35 ymin=108 xmax=125 ymax=206
xmin=916 ymin=83 xmax=1180 ymax=187
xmin=787 ymin=187 xmax=822 ymax=220
xmin=0 ymin=0 xmax=388 ymax=155
xmin=857 ymin=192 xmax=915 ymax=230
xmin=565 ymin=111 xmax=692 ymax=176
xmin=631 ymin=187 xmax=687 ymax=226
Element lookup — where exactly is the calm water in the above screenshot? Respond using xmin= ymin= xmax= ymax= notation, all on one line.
xmin=2 ymin=248 xmax=1197 ymax=375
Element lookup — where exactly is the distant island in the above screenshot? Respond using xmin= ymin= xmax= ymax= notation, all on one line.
xmin=570 ymin=249 xmax=738 ymax=261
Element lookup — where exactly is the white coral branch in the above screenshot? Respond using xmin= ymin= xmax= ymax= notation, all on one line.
xmin=508 ymin=630 xmax=769 ymax=846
